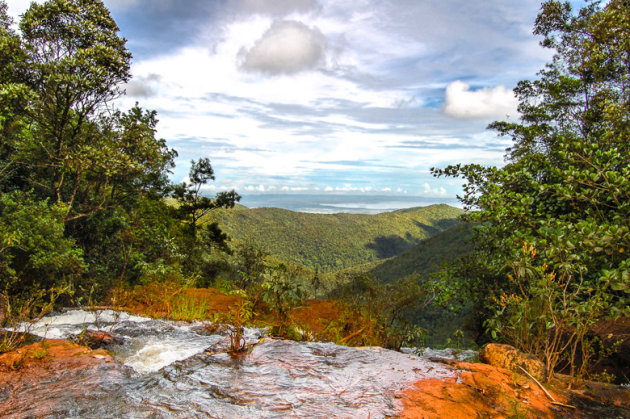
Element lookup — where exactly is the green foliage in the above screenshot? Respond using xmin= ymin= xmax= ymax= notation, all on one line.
xmin=170 ymin=296 xmax=209 ymax=321
xmin=485 ymin=243 xmax=614 ymax=381
xmin=334 ymin=224 xmax=474 ymax=347
xmin=0 ymin=283 xmax=72 ymax=353
xmin=370 ymin=223 xmax=473 ymax=284
xmin=261 ymin=263 xmax=306 ymax=323
xmin=0 ymin=0 xmax=216 ymax=306
xmin=330 ymin=273 xmax=434 ymax=350
xmin=171 ymin=158 xmax=240 ymax=240
xmin=432 ymin=0 xmax=629 ymax=380
xmin=0 ymin=191 xmax=84 ymax=295
xmin=205 ymin=204 xmax=463 ymax=272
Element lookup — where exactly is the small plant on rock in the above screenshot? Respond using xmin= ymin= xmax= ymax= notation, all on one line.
xmin=218 ymin=300 xmax=253 ymax=355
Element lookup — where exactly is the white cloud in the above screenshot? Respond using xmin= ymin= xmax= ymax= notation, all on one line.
xmin=5 ymin=0 xmax=43 ymax=20
xmin=235 ymin=0 xmax=320 ymax=17
xmin=423 ymin=182 xmax=447 ymax=196
xmin=124 ymin=73 xmax=161 ymax=98
xmin=442 ymin=80 xmax=518 ymax=120
xmin=243 ymin=184 xmax=266 ymax=192
xmin=109 ymin=0 xmax=549 ymax=196
xmin=239 ymin=20 xmax=326 ymax=75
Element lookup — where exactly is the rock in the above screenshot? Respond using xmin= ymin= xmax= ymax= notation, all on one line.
xmin=71 ymin=329 xmax=124 ymax=349
xmin=399 ymin=361 xmax=564 ymax=418
xmin=479 ymin=343 xmax=546 ymax=382
xmin=0 ymin=339 xmax=134 ymax=417
xmin=191 ymin=323 xmax=230 ymax=336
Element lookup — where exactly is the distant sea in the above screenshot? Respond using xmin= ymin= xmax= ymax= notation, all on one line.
xmin=238 ymin=194 xmax=462 ymax=214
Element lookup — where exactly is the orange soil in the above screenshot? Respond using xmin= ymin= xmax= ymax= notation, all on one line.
xmin=112 ymin=284 xmax=243 ymax=318
xmin=286 ymin=299 xmax=375 ymax=344
xmin=0 ymin=339 xmax=113 ymax=375
xmin=181 ymin=287 xmax=244 ymax=313
xmin=399 ymin=361 xmax=566 ymax=418
xmin=114 ymin=285 xmax=371 ymax=344
xmin=290 ymin=299 xmax=346 ymax=332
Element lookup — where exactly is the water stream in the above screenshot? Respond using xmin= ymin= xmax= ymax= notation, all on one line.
xmin=15 ymin=310 xmax=457 ymax=418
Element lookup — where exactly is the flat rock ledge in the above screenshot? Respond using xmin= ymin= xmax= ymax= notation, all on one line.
xmin=0 ymin=339 xmax=130 ymax=418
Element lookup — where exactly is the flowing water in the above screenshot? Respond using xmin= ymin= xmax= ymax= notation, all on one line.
xmin=15 ymin=310 xmax=457 ymax=418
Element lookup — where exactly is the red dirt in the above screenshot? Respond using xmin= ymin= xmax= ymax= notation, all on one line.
xmin=180 ymin=287 xmax=244 ymax=313
xmin=289 ymin=299 xmax=378 ymax=344
xmin=290 ymin=299 xmax=345 ymax=332
xmin=111 ymin=284 xmax=244 ymax=319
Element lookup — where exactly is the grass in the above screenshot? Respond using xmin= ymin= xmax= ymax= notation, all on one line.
xmin=170 ymin=296 xmax=211 ymax=321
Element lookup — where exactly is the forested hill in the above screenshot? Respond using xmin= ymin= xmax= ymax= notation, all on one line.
xmin=204 ymin=204 xmax=464 ymax=272
xmin=369 ymin=223 xmax=473 ymax=283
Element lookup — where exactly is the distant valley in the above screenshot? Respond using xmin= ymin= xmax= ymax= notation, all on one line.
xmin=204 ymin=204 xmax=464 ymax=272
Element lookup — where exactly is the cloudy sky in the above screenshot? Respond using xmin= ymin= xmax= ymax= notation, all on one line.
xmin=6 ymin=0 xmax=570 ymax=201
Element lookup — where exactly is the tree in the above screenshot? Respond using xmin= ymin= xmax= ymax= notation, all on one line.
xmin=1 ymin=0 xmax=183 ymax=296
xmin=433 ymin=0 xmax=629 ymax=381
xmin=17 ymin=0 xmax=132 ymax=218
xmin=0 ymin=191 xmax=84 ymax=298
xmin=0 ymin=1 xmax=31 ymax=191
xmin=172 ymin=158 xmax=241 ymax=239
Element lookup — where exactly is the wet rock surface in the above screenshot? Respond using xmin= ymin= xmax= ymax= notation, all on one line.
xmin=70 ymin=329 xmax=125 ymax=349
xmin=5 ymin=310 xmax=454 ymax=417
xmin=0 ymin=340 xmax=138 ymax=418
xmin=4 ymin=310 xmax=629 ymax=418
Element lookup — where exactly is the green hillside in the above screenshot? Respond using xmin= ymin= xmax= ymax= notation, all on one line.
xmin=361 ymin=224 xmax=475 ymax=346
xmin=370 ymin=223 xmax=474 ymax=283
xmin=204 ymin=204 xmax=464 ymax=272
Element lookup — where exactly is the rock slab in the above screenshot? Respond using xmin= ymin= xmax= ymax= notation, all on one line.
xmin=480 ymin=343 xmax=546 ymax=382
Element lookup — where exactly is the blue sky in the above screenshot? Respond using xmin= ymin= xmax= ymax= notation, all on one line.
xmin=7 ymin=0 xmax=562 ymax=200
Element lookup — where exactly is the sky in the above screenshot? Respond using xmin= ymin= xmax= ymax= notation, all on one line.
xmin=6 ymin=0 xmax=561 ymax=203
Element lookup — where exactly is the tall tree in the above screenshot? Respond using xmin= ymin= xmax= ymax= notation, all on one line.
xmin=18 ymin=0 xmax=132 ymax=218
xmin=1 ymin=0 xmax=183 ymax=294
xmin=433 ymin=0 xmax=629 ymax=379
xmin=172 ymin=158 xmax=241 ymax=239
xmin=171 ymin=158 xmax=240 ymax=278
xmin=0 ymin=0 xmax=30 ymax=191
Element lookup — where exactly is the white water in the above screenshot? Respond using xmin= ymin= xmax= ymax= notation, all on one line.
xmin=22 ymin=310 xmax=226 ymax=373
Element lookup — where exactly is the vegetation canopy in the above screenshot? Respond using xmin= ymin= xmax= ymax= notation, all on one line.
xmin=432 ymin=0 xmax=629 ymax=382
xmin=0 ymin=0 xmax=235 ymax=329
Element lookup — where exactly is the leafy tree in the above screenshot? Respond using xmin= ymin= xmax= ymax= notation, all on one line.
xmin=171 ymin=158 xmax=240 ymax=279
xmin=0 ymin=0 xmax=185 ymax=301
xmin=0 ymin=191 xmax=84 ymax=298
xmin=172 ymin=158 xmax=241 ymax=239
xmin=433 ymin=0 xmax=629 ymax=380
xmin=261 ymin=263 xmax=305 ymax=325
xmin=0 ymin=1 xmax=31 ymax=191
xmin=7 ymin=0 xmax=180 ymax=283
xmin=16 ymin=0 xmax=134 ymax=219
